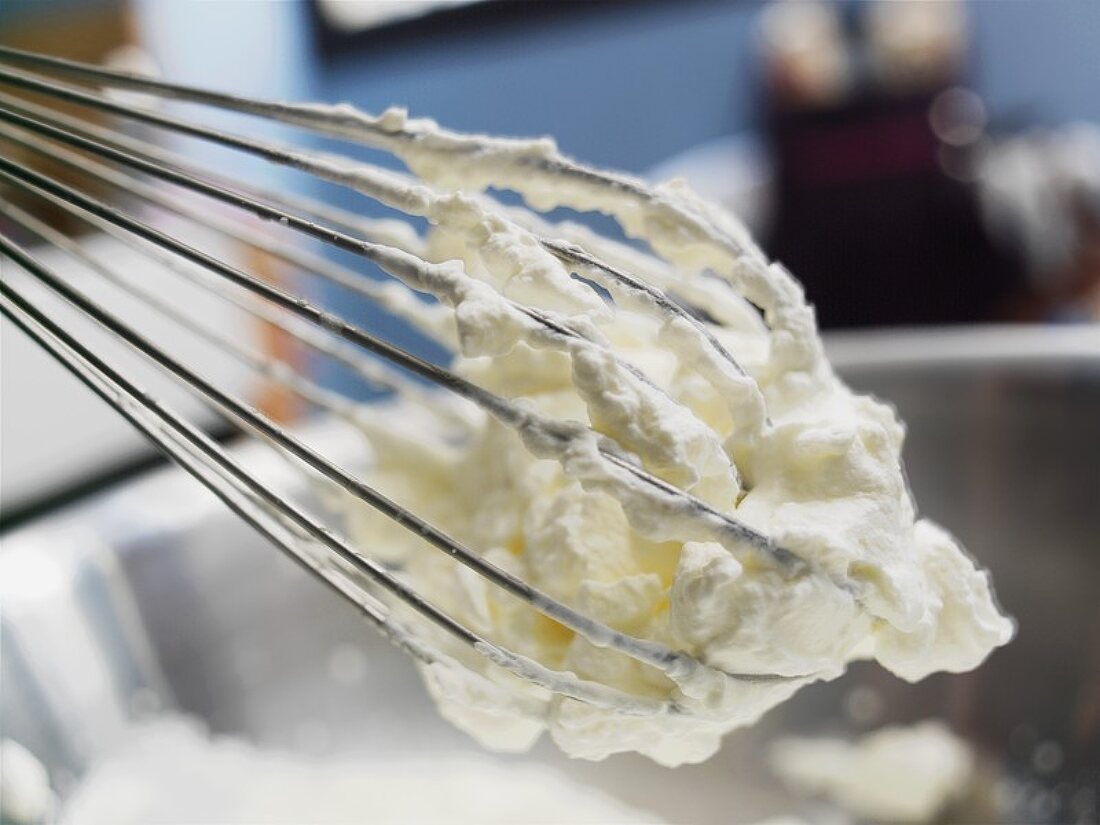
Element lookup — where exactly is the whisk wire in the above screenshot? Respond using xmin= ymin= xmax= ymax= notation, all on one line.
xmin=0 ymin=198 xmax=373 ymax=429
xmin=0 ymin=49 xmax=817 ymax=713
xmin=0 ymin=118 xmax=794 ymax=565
xmin=0 ymin=63 xmax=759 ymax=394
xmin=0 ymin=238 xmax=681 ymax=712
xmin=0 ymin=87 xmax=418 ymax=248
xmin=0 ymin=271 xmax=439 ymax=667
xmin=0 ymin=115 xmax=451 ymax=345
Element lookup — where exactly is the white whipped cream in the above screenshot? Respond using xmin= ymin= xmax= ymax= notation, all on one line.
xmin=0 ymin=740 xmax=54 ymax=825
xmin=769 ymin=721 xmax=975 ymax=822
xmin=58 ymin=719 xmax=660 ymax=825
xmin=270 ymin=106 xmax=1019 ymax=765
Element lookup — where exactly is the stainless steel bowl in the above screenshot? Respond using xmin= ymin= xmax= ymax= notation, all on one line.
xmin=3 ymin=327 xmax=1098 ymax=823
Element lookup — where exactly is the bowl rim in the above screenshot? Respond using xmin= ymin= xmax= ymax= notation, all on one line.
xmin=824 ymin=323 xmax=1100 ymax=371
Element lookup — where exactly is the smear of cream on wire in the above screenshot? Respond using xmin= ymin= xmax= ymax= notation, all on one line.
xmin=267 ymin=105 xmax=1016 ymax=766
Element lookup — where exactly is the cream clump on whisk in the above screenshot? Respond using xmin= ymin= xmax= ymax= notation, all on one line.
xmin=331 ymin=106 xmax=1014 ymax=766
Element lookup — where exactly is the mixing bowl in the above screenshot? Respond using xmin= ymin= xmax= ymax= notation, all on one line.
xmin=2 ymin=326 xmax=1098 ymax=823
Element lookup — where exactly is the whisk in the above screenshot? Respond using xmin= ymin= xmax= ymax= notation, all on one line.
xmin=0 ymin=47 xmax=817 ymax=723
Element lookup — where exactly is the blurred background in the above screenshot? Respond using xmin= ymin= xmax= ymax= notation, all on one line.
xmin=2 ymin=0 xmax=1098 ymax=530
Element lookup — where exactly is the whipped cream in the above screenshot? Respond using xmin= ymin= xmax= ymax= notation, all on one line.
xmin=769 ymin=721 xmax=975 ymax=822
xmin=58 ymin=719 xmax=659 ymax=825
xmin=268 ymin=105 xmax=1019 ymax=765
xmin=0 ymin=740 xmax=53 ymax=825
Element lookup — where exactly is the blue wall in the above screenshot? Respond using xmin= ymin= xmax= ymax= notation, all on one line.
xmin=316 ymin=2 xmax=762 ymax=174
xmin=313 ymin=0 xmax=1099 ymax=173
xmin=969 ymin=1 xmax=1100 ymax=131
xmin=132 ymin=0 xmax=1100 ymax=173
xmin=136 ymin=0 xmax=314 ymax=186
xmin=131 ymin=0 xmax=1100 ymax=394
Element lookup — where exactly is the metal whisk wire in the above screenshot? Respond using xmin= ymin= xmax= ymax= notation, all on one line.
xmin=0 ymin=256 xmax=450 ymax=671
xmin=0 ymin=61 xmax=799 ymax=565
xmin=0 ymin=48 xmax=807 ymax=717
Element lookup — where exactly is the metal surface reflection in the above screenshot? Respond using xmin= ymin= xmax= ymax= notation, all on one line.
xmin=2 ymin=328 xmax=1098 ymax=823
